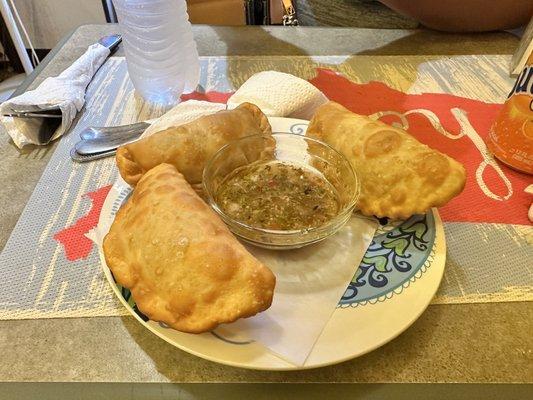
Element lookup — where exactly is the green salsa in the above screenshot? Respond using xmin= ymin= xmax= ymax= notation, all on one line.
xmin=216 ymin=161 xmax=339 ymax=231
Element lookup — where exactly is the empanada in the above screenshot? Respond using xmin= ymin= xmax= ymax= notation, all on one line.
xmin=103 ymin=163 xmax=276 ymax=333
xmin=307 ymin=102 xmax=466 ymax=219
xmin=116 ymin=102 xmax=272 ymax=186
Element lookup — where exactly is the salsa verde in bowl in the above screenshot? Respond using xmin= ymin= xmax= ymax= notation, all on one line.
xmin=203 ymin=133 xmax=360 ymax=249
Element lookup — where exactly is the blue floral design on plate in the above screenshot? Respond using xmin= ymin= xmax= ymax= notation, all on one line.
xmin=338 ymin=211 xmax=435 ymax=307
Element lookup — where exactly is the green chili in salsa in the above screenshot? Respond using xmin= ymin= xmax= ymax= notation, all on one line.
xmin=216 ymin=161 xmax=339 ymax=230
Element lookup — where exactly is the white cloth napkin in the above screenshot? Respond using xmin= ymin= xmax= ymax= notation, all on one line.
xmin=142 ymin=71 xmax=329 ymax=138
xmin=0 ymin=43 xmax=110 ymax=148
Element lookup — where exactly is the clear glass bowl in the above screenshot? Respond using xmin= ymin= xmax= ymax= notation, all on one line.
xmin=203 ymin=133 xmax=360 ymax=249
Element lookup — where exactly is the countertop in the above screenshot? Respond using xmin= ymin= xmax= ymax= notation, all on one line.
xmin=0 ymin=24 xmax=531 ymax=399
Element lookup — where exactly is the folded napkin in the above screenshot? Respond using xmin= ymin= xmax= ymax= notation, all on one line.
xmin=142 ymin=71 xmax=329 ymax=138
xmin=0 ymin=43 xmax=110 ymax=148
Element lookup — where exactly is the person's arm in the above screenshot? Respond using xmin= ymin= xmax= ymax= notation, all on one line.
xmin=379 ymin=0 xmax=533 ymax=32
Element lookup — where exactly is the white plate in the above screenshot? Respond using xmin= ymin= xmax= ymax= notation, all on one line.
xmin=98 ymin=117 xmax=446 ymax=370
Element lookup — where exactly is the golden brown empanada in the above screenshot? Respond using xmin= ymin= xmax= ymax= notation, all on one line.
xmin=116 ymin=102 xmax=272 ymax=186
xmin=307 ymin=102 xmax=466 ymax=219
xmin=103 ymin=163 xmax=276 ymax=333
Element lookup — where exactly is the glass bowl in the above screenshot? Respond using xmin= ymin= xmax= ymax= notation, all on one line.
xmin=203 ymin=133 xmax=360 ymax=249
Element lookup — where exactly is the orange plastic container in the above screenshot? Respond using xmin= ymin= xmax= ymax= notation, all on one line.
xmin=488 ymin=53 xmax=533 ymax=174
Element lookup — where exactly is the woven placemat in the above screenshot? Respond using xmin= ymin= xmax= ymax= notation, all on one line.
xmin=0 ymin=55 xmax=531 ymax=320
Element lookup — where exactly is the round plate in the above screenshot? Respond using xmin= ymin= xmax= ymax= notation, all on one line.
xmin=98 ymin=117 xmax=446 ymax=370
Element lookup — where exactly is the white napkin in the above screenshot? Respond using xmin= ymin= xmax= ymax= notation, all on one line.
xmin=227 ymin=71 xmax=329 ymax=119
xmin=0 ymin=43 xmax=110 ymax=148
xmin=143 ymin=100 xmax=226 ymax=137
xmin=142 ymin=71 xmax=329 ymax=138
xmin=216 ymin=216 xmax=378 ymax=366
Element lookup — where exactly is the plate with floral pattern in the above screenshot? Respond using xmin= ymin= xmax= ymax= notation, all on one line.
xmin=97 ymin=117 xmax=446 ymax=370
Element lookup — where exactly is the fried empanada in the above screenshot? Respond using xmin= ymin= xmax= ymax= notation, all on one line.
xmin=307 ymin=102 xmax=466 ymax=219
xmin=103 ymin=163 xmax=276 ymax=333
xmin=116 ymin=102 xmax=272 ymax=186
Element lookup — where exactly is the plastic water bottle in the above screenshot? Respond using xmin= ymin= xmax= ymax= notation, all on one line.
xmin=113 ymin=0 xmax=200 ymax=106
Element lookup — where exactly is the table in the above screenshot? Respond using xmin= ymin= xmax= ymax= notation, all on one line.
xmin=0 ymin=24 xmax=531 ymax=399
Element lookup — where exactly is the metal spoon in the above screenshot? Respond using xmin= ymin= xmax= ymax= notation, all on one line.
xmin=71 ymin=121 xmax=151 ymax=162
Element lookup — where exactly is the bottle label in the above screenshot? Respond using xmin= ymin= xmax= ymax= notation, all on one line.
xmin=508 ymin=65 xmax=533 ymax=99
